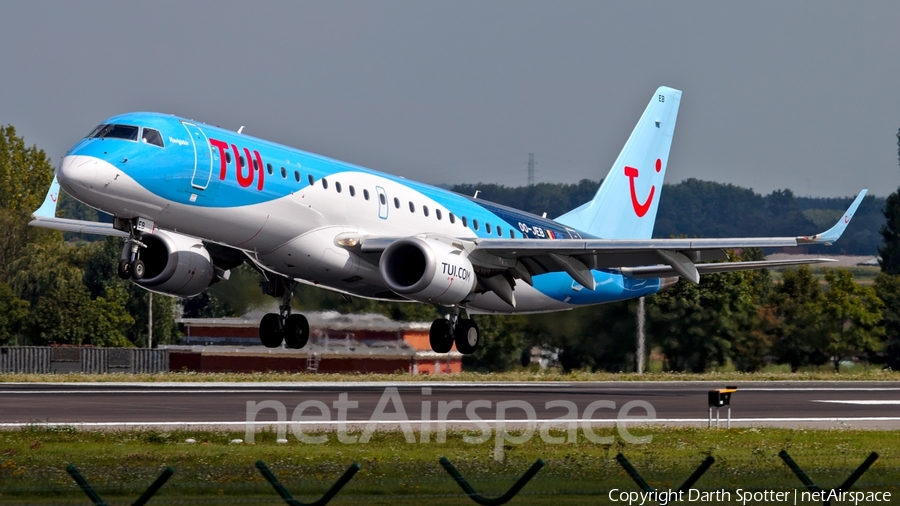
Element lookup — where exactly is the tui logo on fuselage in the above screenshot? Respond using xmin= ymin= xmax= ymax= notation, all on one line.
xmin=209 ymin=138 xmax=265 ymax=191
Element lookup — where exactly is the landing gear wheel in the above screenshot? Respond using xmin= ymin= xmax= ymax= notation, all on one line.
xmin=259 ymin=313 xmax=283 ymax=348
xmin=429 ymin=319 xmax=454 ymax=353
xmin=118 ymin=259 xmax=132 ymax=280
xmin=130 ymin=259 xmax=145 ymax=280
xmin=284 ymin=314 xmax=310 ymax=349
xmin=454 ymin=319 xmax=479 ymax=355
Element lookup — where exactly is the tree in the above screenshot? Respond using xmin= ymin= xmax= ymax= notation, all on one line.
xmin=0 ymin=125 xmax=55 ymax=214
xmin=526 ymin=301 xmax=636 ymax=372
xmin=879 ymin=188 xmax=900 ymax=274
xmin=647 ymin=252 xmax=763 ymax=373
xmin=9 ymin=241 xmax=85 ymax=307
xmin=0 ymin=282 xmax=28 ymax=345
xmin=81 ymin=237 xmax=180 ymax=346
xmin=769 ymin=266 xmax=828 ymax=371
xmin=873 ymin=273 xmax=900 ymax=369
xmin=182 ymin=291 xmax=236 ymax=319
xmin=463 ymin=315 xmax=527 ymax=371
xmin=9 ymin=239 xmax=138 ymax=347
xmin=818 ymin=269 xmax=884 ymax=371
xmin=28 ymin=284 xmax=133 ymax=347
xmin=0 ymin=125 xmax=57 ymax=284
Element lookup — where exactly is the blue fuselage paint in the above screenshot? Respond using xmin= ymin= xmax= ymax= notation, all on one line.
xmin=61 ymin=112 xmax=663 ymax=312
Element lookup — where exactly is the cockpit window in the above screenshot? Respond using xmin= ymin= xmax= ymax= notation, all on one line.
xmin=89 ymin=124 xmax=139 ymax=141
xmin=141 ymin=128 xmax=164 ymax=147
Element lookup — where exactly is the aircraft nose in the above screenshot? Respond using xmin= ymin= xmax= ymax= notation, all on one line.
xmin=57 ymin=155 xmax=98 ymax=194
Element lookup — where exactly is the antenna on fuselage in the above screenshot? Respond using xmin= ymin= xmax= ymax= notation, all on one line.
xmin=473 ymin=190 xmax=480 ymax=199
xmin=237 ymin=126 xmax=245 ymax=134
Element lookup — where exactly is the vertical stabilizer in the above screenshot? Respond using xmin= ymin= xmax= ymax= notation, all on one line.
xmin=556 ymin=86 xmax=681 ymax=239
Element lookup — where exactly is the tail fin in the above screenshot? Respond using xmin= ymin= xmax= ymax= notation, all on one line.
xmin=556 ymin=86 xmax=681 ymax=239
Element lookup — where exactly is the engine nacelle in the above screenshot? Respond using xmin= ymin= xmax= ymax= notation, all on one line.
xmin=124 ymin=230 xmax=215 ymax=297
xmin=379 ymin=237 xmax=476 ymax=304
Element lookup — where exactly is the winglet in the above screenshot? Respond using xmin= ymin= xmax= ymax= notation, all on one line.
xmin=798 ymin=189 xmax=867 ymax=245
xmin=33 ymin=174 xmax=61 ymax=219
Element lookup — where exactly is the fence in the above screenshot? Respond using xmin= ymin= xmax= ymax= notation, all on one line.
xmin=0 ymin=451 xmax=892 ymax=506
xmin=0 ymin=347 xmax=168 ymax=374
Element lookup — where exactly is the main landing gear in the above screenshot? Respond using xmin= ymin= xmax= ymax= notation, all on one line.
xmin=258 ymin=277 xmax=310 ymax=350
xmin=117 ymin=223 xmax=146 ymax=281
xmin=429 ymin=308 xmax=479 ymax=355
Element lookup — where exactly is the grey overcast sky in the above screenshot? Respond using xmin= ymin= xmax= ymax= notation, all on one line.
xmin=2 ymin=1 xmax=899 ymax=197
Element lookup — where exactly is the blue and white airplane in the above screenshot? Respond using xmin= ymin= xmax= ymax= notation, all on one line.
xmin=31 ymin=86 xmax=866 ymax=354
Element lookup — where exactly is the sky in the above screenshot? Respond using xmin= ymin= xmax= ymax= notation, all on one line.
xmin=2 ymin=1 xmax=899 ymax=197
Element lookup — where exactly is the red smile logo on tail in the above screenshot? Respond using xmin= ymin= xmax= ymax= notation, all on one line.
xmin=624 ymin=159 xmax=661 ymax=217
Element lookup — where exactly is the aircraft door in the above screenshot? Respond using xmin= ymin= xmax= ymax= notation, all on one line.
xmin=182 ymin=122 xmax=213 ymax=190
xmin=376 ymin=186 xmax=388 ymax=219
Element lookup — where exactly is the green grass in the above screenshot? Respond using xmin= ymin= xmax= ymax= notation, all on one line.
xmin=3 ymin=368 xmax=900 ymax=383
xmin=0 ymin=427 xmax=897 ymax=504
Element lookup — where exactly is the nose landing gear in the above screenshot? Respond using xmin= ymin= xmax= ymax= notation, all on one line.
xmin=429 ymin=307 xmax=479 ymax=355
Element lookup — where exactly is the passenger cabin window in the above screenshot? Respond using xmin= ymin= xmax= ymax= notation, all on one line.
xmin=486 ymin=223 xmax=492 ymax=234
xmin=281 ymin=167 xmax=287 ymax=178
xmin=394 ymin=197 xmax=400 ymax=209
xmin=294 ymin=171 xmax=300 ymax=182
xmin=364 ymin=189 xmax=371 ymax=201
xmin=349 ymin=186 xmax=356 ymax=197
xmin=509 ymin=229 xmax=515 ymax=238
xmin=423 ymin=205 xmax=429 ymax=217
xmin=225 ymin=152 xmax=232 ymax=163
xmin=89 ymin=124 xmax=139 ymax=141
xmin=141 ymin=128 xmax=164 ymax=147
xmin=336 ymin=182 xmax=342 ymax=193
xmin=473 ymin=219 xmax=479 ymax=231
xmin=322 ymin=178 xmax=329 ymax=189
xmin=308 ymin=174 xmax=315 ymax=185
xmin=449 ymin=213 xmax=456 ymax=224
xmin=497 ymin=226 xmax=503 ymax=237
xmin=461 ymin=216 xmax=468 ymax=227
xmin=435 ymin=209 xmax=442 ymax=220
xmin=267 ymin=163 xmax=273 ymax=175
xmin=252 ymin=159 xmax=258 ymax=171
xmin=408 ymin=201 xmax=415 ymax=213
xmin=238 ymin=156 xmax=245 ymax=168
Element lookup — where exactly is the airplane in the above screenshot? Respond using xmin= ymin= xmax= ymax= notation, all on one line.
xmin=30 ymin=86 xmax=867 ymax=355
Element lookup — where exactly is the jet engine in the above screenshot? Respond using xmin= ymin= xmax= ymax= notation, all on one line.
xmin=124 ymin=230 xmax=216 ymax=297
xmin=379 ymin=237 xmax=476 ymax=304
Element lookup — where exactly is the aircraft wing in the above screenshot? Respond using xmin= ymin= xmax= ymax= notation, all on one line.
xmin=359 ymin=189 xmax=866 ymax=288
xmin=467 ymin=189 xmax=866 ymax=286
xmin=28 ymin=175 xmax=128 ymax=237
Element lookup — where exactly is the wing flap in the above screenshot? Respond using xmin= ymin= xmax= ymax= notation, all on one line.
xmin=621 ymin=258 xmax=837 ymax=279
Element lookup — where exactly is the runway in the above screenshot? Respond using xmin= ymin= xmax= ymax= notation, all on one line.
xmin=1 ymin=381 xmax=899 ymax=430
